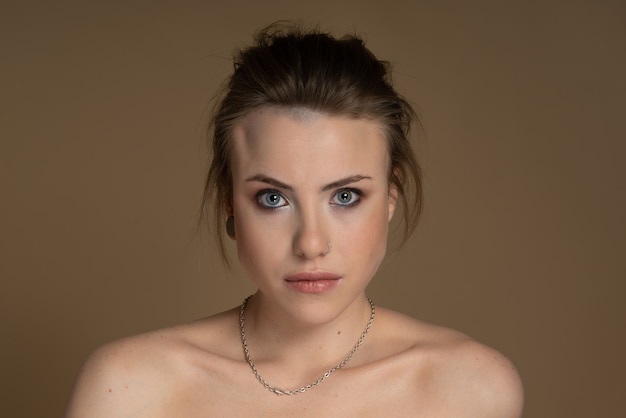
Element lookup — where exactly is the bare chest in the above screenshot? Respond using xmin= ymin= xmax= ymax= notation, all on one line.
xmin=161 ymin=358 xmax=434 ymax=418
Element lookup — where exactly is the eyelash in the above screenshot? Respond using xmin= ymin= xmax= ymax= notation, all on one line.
xmin=254 ymin=188 xmax=363 ymax=210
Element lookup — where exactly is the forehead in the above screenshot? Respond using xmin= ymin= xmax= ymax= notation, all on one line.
xmin=230 ymin=107 xmax=389 ymax=182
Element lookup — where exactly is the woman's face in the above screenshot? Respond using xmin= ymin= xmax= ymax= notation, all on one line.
xmin=229 ymin=107 xmax=397 ymax=323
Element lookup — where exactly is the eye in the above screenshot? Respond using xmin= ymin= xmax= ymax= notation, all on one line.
xmin=331 ymin=188 xmax=361 ymax=206
xmin=256 ymin=190 xmax=288 ymax=208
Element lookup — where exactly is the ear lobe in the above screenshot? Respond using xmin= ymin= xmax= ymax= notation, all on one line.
xmin=388 ymin=183 xmax=399 ymax=222
xmin=226 ymin=216 xmax=236 ymax=239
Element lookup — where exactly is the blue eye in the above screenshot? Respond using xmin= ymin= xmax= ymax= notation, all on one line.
xmin=257 ymin=190 xmax=288 ymax=208
xmin=331 ymin=189 xmax=361 ymax=206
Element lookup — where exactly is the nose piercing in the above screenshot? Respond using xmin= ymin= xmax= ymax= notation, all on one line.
xmin=295 ymin=243 xmax=332 ymax=257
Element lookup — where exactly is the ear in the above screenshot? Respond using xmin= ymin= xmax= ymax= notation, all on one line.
xmin=225 ymin=201 xmax=235 ymax=240
xmin=226 ymin=216 xmax=236 ymax=240
xmin=388 ymin=182 xmax=399 ymax=222
xmin=225 ymin=199 xmax=233 ymax=216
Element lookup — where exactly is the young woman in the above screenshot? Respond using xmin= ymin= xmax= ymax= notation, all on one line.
xmin=65 ymin=24 xmax=523 ymax=417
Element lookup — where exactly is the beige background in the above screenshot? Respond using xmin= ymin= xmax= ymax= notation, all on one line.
xmin=2 ymin=1 xmax=625 ymax=416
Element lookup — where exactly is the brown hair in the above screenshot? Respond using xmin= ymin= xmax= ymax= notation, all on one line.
xmin=202 ymin=23 xmax=422 ymax=264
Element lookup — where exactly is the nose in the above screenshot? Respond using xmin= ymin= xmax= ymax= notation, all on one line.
xmin=292 ymin=208 xmax=331 ymax=259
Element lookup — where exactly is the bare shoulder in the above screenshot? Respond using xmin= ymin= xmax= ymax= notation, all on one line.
xmin=64 ymin=309 xmax=241 ymax=418
xmin=376 ymin=308 xmax=524 ymax=417
xmin=434 ymin=333 xmax=524 ymax=417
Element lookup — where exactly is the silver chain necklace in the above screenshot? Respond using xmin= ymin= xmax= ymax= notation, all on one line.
xmin=239 ymin=295 xmax=375 ymax=396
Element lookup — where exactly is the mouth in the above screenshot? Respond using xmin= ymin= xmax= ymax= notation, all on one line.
xmin=284 ymin=271 xmax=342 ymax=294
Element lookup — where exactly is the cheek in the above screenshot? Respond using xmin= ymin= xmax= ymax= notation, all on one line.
xmin=338 ymin=203 xmax=390 ymax=260
xmin=234 ymin=228 xmax=270 ymax=278
xmin=364 ymin=219 xmax=389 ymax=259
xmin=232 ymin=206 xmax=288 ymax=271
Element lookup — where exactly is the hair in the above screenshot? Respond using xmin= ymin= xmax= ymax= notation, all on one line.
xmin=201 ymin=23 xmax=422 ymax=264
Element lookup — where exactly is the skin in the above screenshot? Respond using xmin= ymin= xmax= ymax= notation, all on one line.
xmin=65 ymin=108 xmax=524 ymax=417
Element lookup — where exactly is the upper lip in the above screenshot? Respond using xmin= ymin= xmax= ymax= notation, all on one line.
xmin=285 ymin=271 xmax=342 ymax=282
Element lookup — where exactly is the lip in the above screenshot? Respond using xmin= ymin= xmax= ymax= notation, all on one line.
xmin=284 ymin=271 xmax=342 ymax=294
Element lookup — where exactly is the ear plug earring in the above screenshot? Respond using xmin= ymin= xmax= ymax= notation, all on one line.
xmin=226 ymin=216 xmax=235 ymax=238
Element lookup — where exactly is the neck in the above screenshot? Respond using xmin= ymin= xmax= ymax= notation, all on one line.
xmin=239 ymin=292 xmax=375 ymax=387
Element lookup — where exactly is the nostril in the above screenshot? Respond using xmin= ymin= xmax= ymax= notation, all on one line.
xmin=292 ymin=213 xmax=330 ymax=258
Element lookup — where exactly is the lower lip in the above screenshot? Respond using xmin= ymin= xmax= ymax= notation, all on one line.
xmin=285 ymin=279 xmax=340 ymax=294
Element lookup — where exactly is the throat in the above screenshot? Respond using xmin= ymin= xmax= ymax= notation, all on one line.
xmin=238 ymin=295 xmax=375 ymax=395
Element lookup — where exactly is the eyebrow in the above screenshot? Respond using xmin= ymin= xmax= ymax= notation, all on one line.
xmin=245 ymin=174 xmax=372 ymax=192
